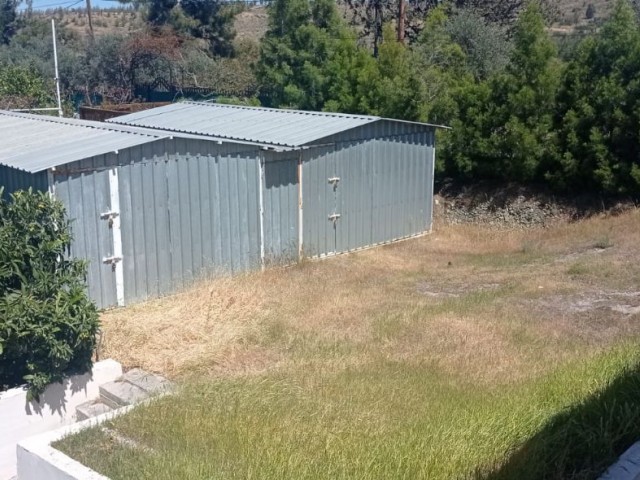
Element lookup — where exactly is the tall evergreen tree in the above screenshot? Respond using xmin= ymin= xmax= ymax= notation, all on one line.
xmin=444 ymin=2 xmax=561 ymax=182
xmin=0 ymin=0 xmax=18 ymax=45
xmin=146 ymin=0 xmax=178 ymax=26
xmin=549 ymin=0 xmax=640 ymax=194
xmin=181 ymin=0 xmax=236 ymax=57
xmin=257 ymin=0 xmax=368 ymax=110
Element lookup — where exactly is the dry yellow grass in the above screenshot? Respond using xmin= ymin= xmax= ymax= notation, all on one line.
xmin=99 ymin=208 xmax=640 ymax=386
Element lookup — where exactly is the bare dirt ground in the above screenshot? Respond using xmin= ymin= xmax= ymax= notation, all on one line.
xmin=99 ymin=207 xmax=640 ymax=388
xmin=234 ymin=7 xmax=269 ymax=42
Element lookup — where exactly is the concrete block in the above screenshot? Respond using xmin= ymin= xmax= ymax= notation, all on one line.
xmin=99 ymin=381 xmax=148 ymax=409
xmin=122 ymin=369 xmax=172 ymax=395
xmin=75 ymin=401 xmax=113 ymax=422
xmin=600 ymin=442 xmax=640 ymax=480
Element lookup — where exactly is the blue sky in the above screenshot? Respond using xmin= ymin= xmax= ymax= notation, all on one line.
xmin=25 ymin=0 xmax=129 ymax=11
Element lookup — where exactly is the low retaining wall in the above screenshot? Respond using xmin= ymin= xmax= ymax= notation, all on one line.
xmin=17 ymin=406 xmax=134 ymax=480
xmin=0 ymin=359 xmax=122 ymax=480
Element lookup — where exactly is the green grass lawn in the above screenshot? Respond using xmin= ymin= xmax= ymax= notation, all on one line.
xmin=56 ymin=210 xmax=640 ymax=479
xmin=57 ymin=346 xmax=640 ymax=479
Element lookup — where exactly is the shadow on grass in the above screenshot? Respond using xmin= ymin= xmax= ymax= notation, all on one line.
xmin=481 ymin=362 xmax=640 ymax=480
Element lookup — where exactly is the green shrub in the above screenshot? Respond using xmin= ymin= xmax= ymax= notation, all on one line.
xmin=0 ymin=189 xmax=100 ymax=399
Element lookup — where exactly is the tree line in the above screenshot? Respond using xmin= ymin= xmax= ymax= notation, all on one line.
xmin=1 ymin=0 xmax=640 ymax=195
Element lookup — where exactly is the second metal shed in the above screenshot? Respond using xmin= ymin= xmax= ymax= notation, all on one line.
xmin=111 ymin=102 xmax=442 ymax=261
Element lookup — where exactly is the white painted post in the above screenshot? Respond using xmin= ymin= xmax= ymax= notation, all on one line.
xmin=429 ymin=130 xmax=436 ymax=233
xmin=258 ymin=155 xmax=266 ymax=270
xmin=47 ymin=168 xmax=55 ymax=198
xmin=108 ymin=168 xmax=125 ymax=306
xmin=51 ymin=20 xmax=63 ymax=118
xmin=297 ymin=152 xmax=303 ymax=260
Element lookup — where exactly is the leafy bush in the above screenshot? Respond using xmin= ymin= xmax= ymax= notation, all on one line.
xmin=0 ymin=189 xmax=100 ymax=399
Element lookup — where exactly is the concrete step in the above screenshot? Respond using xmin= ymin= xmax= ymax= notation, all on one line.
xmin=75 ymin=400 xmax=113 ymax=421
xmin=99 ymin=380 xmax=149 ymax=409
xmin=99 ymin=369 xmax=173 ymax=409
xmin=122 ymin=368 xmax=172 ymax=396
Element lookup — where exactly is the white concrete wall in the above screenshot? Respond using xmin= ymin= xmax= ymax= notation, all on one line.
xmin=17 ymin=404 xmax=135 ymax=480
xmin=0 ymin=359 xmax=122 ymax=480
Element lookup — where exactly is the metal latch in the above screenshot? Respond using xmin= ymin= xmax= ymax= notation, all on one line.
xmin=103 ymin=256 xmax=122 ymax=272
xmin=328 ymin=177 xmax=340 ymax=189
xmin=100 ymin=211 xmax=120 ymax=228
xmin=328 ymin=213 xmax=341 ymax=224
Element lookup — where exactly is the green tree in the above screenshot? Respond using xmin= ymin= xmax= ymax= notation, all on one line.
xmin=257 ymin=0 xmax=366 ymax=110
xmin=411 ymin=7 xmax=471 ymax=124
xmin=0 ymin=65 xmax=52 ymax=109
xmin=0 ymin=0 xmax=17 ymax=45
xmin=146 ymin=0 xmax=178 ymax=26
xmin=180 ymin=0 xmax=236 ymax=57
xmin=445 ymin=8 xmax=512 ymax=81
xmin=328 ymin=23 xmax=424 ymax=120
xmin=444 ymin=2 xmax=561 ymax=182
xmin=549 ymin=0 xmax=640 ymax=194
xmin=370 ymin=24 xmax=424 ymax=119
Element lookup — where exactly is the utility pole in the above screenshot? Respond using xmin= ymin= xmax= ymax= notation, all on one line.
xmin=51 ymin=19 xmax=63 ymax=118
xmin=397 ymin=0 xmax=406 ymax=43
xmin=373 ymin=0 xmax=382 ymax=57
xmin=86 ymin=0 xmax=94 ymax=42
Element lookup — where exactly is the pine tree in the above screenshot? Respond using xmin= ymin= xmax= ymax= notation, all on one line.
xmin=0 ymin=0 xmax=18 ymax=45
xmin=444 ymin=2 xmax=561 ymax=182
xmin=550 ymin=0 xmax=640 ymax=194
xmin=257 ymin=0 xmax=369 ymax=110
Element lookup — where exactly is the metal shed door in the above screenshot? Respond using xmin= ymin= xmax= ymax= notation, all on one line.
xmin=53 ymin=167 xmax=121 ymax=309
xmin=332 ymin=141 xmax=374 ymax=254
xmin=302 ymin=145 xmax=339 ymax=256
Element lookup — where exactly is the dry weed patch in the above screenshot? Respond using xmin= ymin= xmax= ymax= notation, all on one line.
xmin=100 ymin=208 xmax=640 ymax=384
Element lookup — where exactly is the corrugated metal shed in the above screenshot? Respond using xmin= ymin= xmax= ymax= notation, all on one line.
xmin=1 ymin=105 xmax=440 ymax=311
xmin=0 ymin=111 xmax=168 ymax=173
xmin=109 ymin=101 xmax=444 ymax=148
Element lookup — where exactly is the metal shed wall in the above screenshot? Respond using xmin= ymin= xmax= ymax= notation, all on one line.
xmin=117 ymin=138 xmax=262 ymax=305
xmin=0 ymin=165 xmax=48 ymax=199
xmin=262 ymin=151 xmax=300 ymax=265
xmin=52 ymin=138 xmax=264 ymax=309
xmin=301 ymin=121 xmax=435 ymax=257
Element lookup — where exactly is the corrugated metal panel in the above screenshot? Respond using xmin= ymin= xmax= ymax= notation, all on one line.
xmin=109 ymin=102 xmax=446 ymax=148
xmin=263 ymin=152 xmax=299 ymax=264
xmin=0 ymin=111 xmax=167 ymax=173
xmin=302 ymin=122 xmax=435 ymax=257
xmin=109 ymin=102 xmax=377 ymax=148
xmin=0 ymin=164 xmax=48 ymax=199
xmin=117 ymin=139 xmax=262 ymax=305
